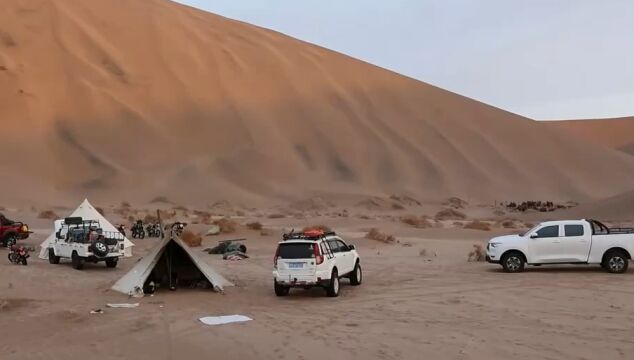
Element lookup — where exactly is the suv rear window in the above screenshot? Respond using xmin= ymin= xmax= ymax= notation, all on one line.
xmin=278 ymin=243 xmax=315 ymax=259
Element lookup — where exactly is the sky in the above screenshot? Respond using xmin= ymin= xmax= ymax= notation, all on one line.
xmin=176 ymin=0 xmax=634 ymax=120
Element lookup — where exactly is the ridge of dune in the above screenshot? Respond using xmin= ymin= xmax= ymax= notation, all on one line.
xmin=2 ymin=0 xmax=634 ymax=206
xmin=547 ymin=117 xmax=634 ymax=154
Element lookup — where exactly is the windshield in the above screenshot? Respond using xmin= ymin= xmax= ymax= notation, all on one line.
xmin=520 ymin=224 xmax=541 ymax=237
xmin=278 ymin=243 xmax=315 ymax=259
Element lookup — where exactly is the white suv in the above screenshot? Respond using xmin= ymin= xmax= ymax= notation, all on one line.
xmin=272 ymin=230 xmax=362 ymax=297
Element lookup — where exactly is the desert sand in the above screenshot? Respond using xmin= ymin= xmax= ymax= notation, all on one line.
xmin=2 ymin=204 xmax=634 ymax=360
xmin=2 ymin=0 xmax=634 ymax=206
xmin=548 ymin=117 xmax=634 ymax=154
xmin=2 ymin=1 xmax=634 ymax=359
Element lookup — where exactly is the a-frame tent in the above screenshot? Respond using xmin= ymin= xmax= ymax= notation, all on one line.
xmin=39 ymin=199 xmax=135 ymax=259
xmin=112 ymin=232 xmax=232 ymax=296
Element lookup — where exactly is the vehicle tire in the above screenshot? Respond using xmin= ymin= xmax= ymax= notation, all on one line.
xmin=349 ymin=262 xmax=362 ymax=286
xmin=3 ymin=234 xmax=17 ymax=248
xmin=71 ymin=252 xmax=85 ymax=270
xmin=21 ymin=258 xmax=27 ymax=266
xmin=501 ymin=251 xmax=525 ymax=273
xmin=48 ymin=248 xmax=60 ymax=264
xmin=91 ymin=240 xmax=109 ymax=258
xmin=140 ymin=231 xmax=145 ymax=239
xmin=603 ymin=250 xmax=629 ymax=274
xmin=8 ymin=253 xmax=17 ymax=264
xmin=105 ymin=257 xmax=118 ymax=268
xmin=274 ymin=280 xmax=290 ymax=296
xmin=326 ymin=269 xmax=340 ymax=297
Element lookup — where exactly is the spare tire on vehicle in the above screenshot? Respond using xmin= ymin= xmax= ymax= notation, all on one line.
xmin=91 ymin=240 xmax=109 ymax=257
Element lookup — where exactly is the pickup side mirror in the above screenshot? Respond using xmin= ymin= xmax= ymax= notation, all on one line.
xmin=348 ymin=244 xmax=355 ymax=250
xmin=530 ymin=234 xmax=539 ymax=239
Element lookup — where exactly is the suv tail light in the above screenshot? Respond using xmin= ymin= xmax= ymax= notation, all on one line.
xmin=314 ymin=243 xmax=323 ymax=265
xmin=274 ymin=246 xmax=280 ymax=266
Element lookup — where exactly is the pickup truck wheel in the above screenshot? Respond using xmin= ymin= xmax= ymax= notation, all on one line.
xmin=326 ymin=269 xmax=340 ymax=297
xmin=48 ymin=248 xmax=60 ymax=264
xmin=71 ymin=252 xmax=85 ymax=270
xmin=501 ymin=252 xmax=525 ymax=273
xmin=105 ymin=258 xmax=118 ymax=268
xmin=274 ymin=280 xmax=290 ymax=296
xmin=604 ymin=250 xmax=629 ymax=274
xmin=349 ymin=262 xmax=362 ymax=286
xmin=3 ymin=234 xmax=17 ymax=248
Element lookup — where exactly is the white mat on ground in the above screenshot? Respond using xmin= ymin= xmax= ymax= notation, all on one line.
xmin=199 ymin=315 xmax=252 ymax=326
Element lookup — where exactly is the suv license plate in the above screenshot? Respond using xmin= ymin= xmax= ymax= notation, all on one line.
xmin=288 ymin=262 xmax=304 ymax=269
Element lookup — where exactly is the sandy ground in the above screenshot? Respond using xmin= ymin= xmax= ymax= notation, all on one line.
xmin=2 ymin=211 xmax=634 ymax=360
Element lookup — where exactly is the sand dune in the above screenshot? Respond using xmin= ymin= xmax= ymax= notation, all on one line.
xmin=2 ymin=0 xmax=634 ymax=206
xmin=547 ymin=117 xmax=634 ymax=155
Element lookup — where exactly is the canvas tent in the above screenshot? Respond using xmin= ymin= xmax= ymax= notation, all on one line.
xmin=39 ymin=199 xmax=134 ymax=259
xmin=112 ymin=231 xmax=232 ymax=296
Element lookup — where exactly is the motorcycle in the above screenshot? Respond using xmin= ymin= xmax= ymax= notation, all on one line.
xmin=131 ymin=221 xmax=145 ymax=239
xmin=8 ymin=245 xmax=32 ymax=265
xmin=146 ymin=223 xmax=162 ymax=238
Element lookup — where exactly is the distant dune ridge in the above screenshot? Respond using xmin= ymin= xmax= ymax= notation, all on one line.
xmin=2 ymin=0 xmax=634 ymax=206
xmin=547 ymin=117 xmax=634 ymax=155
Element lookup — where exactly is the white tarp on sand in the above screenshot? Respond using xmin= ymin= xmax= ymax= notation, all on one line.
xmin=39 ymin=199 xmax=134 ymax=259
xmin=111 ymin=233 xmax=232 ymax=296
xmin=199 ymin=315 xmax=252 ymax=326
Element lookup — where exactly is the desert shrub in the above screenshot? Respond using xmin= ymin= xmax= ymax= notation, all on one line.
xmin=464 ymin=220 xmax=491 ymax=231
xmin=38 ymin=210 xmax=58 ymax=220
xmin=246 ymin=222 xmax=263 ymax=231
xmin=493 ymin=209 xmax=506 ymax=216
xmin=214 ymin=217 xmax=238 ymax=234
xmin=181 ymin=230 xmax=202 ymax=247
xmin=268 ymin=213 xmax=285 ymax=219
xmin=523 ymin=222 xmax=534 ymax=229
xmin=302 ymin=225 xmax=331 ymax=232
xmin=400 ymin=215 xmax=432 ymax=228
xmin=365 ymin=228 xmax=396 ymax=243
xmin=468 ymin=244 xmax=486 ymax=262
xmin=499 ymin=219 xmax=517 ymax=229
xmin=435 ymin=208 xmax=467 ymax=221
xmin=260 ymin=229 xmax=273 ymax=236
xmin=143 ymin=214 xmax=158 ymax=223
xmin=236 ymin=210 xmax=245 ymax=216
xmin=127 ymin=215 xmax=135 ymax=222
xmin=444 ymin=197 xmax=468 ymax=209
xmin=150 ymin=196 xmax=171 ymax=204
xmin=121 ymin=201 xmax=131 ymax=208
xmin=391 ymin=203 xmax=405 ymax=210
xmin=358 ymin=214 xmax=372 ymax=220
xmin=419 ymin=248 xmax=428 ymax=257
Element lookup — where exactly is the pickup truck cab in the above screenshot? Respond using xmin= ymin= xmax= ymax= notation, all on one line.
xmin=273 ymin=229 xmax=362 ymax=297
xmin=487 ymin=219 xmax=634 ymax=273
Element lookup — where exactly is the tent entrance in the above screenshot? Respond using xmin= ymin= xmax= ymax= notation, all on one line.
xmin=146 ymin=240 xmax=212 ymax=292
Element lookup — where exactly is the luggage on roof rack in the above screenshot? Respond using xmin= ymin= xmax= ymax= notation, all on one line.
xmin=282 ymin=229 xmax=336 ymax=241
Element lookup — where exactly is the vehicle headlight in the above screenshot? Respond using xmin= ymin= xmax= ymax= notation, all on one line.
xmin=489 ymin=242 xmax=502 ymax=248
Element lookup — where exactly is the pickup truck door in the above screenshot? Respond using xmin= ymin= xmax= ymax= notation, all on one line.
xmin=559 ymin=224 xmax=591 ymax=262
xmin=528 ymin=225 xmax=563 ymax=263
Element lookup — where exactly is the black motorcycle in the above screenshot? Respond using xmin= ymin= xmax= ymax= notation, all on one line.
xmin=131 ymin=221 xmax=145 ymax=239
xmin=8 ymin=245 xmax=31 ymax=265
xmin=146 ymin=223 xmax=162 ymax=238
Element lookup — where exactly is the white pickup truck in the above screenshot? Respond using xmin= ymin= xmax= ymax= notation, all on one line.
xmin=486 ymin=219 xmax=634 ymax=273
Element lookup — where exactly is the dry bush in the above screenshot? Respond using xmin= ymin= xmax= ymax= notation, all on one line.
xmin=400 ymin=215 xmax=432 ymax=228
xmin=38 ymin=210 xmax=59 ymax=220
xmin=121 ymin=201 xmax=131 ymax=208
xmin=493 ymin=209 xmax=506 ymax=216
xmin=143 ymin=214 xmax=158 ymax=223
xmin=419 ymin=248 xmax=428 ymax=257
xmin=365 ymin=228 xmax=396 ymax=243
xmin=127 ymin=215 xmax=135 ymax=223
xmin=181 ymin=230 xmax=202 ymax=247
xmin=499 ymin=219 xmax=517 ymax=229
xmin=302 ymin=225 xmax=331 ymax=232
xmin=463 ymin=220 xmax=491 ymax=231
xmin=268 ymin=213 xmax=285 ymax=219
xmin=236 ymin=210 xmax=245 ymax=216
xmin=468 ymin=244 xmax=486 ymax=262
xmin=358 ymin=214 xmax=372 ymax=220
xmin=523 ymin=222 xmax=534 ymax=229
xmin=214 ymin=217 xmax=238 ymax=234
xmin=391 ymin=203 xmax=405 ymax=210
xmin=150 ymin=196 xmax=171 ymax=204
xmin=246 ymin=222 xmax=263 ymax=231
xmin=444 ymin=197 xmax=468 ymax=209
xmin=260 ymin=228 xmax=273 ymax=236
xmin=435 ymin=208 xmax=467 ymax=221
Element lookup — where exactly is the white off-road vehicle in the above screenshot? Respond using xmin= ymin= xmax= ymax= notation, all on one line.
xmin=272 ymin=229 xmax=362 ymax=297
xmin=48 ymin=217 xmax=125 ymax=270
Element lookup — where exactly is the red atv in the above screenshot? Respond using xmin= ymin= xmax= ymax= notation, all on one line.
xmin=0 ymin=214 xmax=32 ymax=247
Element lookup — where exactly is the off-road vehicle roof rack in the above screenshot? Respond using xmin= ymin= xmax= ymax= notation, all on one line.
xmin=282 ymin=229 xmax=336 ymax=241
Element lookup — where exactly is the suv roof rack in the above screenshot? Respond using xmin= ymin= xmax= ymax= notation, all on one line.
xmin=282 ymin=229 xmax=336 ymax=241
